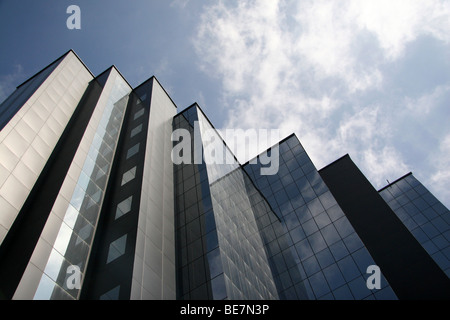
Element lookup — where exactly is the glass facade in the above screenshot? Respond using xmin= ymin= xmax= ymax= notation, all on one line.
xmin=30 ymin=68 xmax=131 ymax=299
xmin=243 ymin=135 xmax=397 ymax=300
xmin=174 ymin=105 xmax=278 ymax=300
xmin=379 ymin=174 xmax=450 ymax=277
xmin=1 ymin=50 xmax=447 ymax=300
xmin=78 ymin=82 xmax=152 ymax=300
xmin=79 ymin=77 xmax=178 ymax=300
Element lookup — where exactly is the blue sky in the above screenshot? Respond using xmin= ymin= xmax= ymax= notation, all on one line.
xmin=0 ymin=0 xmax=449 ymax=208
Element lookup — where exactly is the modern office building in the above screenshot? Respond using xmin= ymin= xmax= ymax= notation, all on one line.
xmin=0 ymin=50 xmax=448 ymax=300
xmin=319 ymin=155 xmax=449 ymax=299
xmin=0 ymin=50 xmax=176 ymax=300
xmin=378 ymin=173 xmax=450 ymax=278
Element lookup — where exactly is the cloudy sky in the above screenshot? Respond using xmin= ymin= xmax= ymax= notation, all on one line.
xmin=0 ymin=0 xmax=449 ymax=207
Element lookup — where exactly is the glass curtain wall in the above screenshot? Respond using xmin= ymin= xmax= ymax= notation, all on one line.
xmin=379 ymin=174 xmax=450 ymax=277
xmin=32 ymin=69 xmax=131 ymax=299
xmin=244 ymin=135 xmax=398 ymax=300
xmin=174 ymin=105 xmax=279 ymax=300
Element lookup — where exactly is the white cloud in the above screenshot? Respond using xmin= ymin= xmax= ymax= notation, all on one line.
xmin=429 ymin=135 xmax=450 ymax=208
xmin=338 ymin=106 xmax=381 ymax=144
xmin=405 ymin=84 xmax=450 ymax=115
xmin=170 ymin=0 xmax=190 ymax=9
xmin=195 ymin=0 xmax=293 ymax=97
xmin=351 ymin=0 xmax=450 ymax=59
xmin=294 ymin=1 xmax=383 ymax=91
xmin=301 ymin=105 xmax=410 ymax=187
xmin=155 ymin=57 xmax=172 ymax=77
xmin=193 ymin=0 xmax=450 ymax=198
xmin=362 ymin=146 xmax=410 ymax=188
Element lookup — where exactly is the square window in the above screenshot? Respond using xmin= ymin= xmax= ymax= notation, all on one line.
xmin=405 ymin=188 xmax=419 ymax=202
xmin=285 ymin=158 xmax=300 ymax=173
xmin=329 ymin=241 xmax=349 ymax=261
xmin=303 ymin=255 xmax=320 ymax=276
xmin=207 ymin=248 xmax=223 ymax=279
xmin=126 ymin=143 xmax=140 ymax=159
xmin=332 ymin=284 xmax=354 ymax=300
xmin=343 ymin=232 xmax=364 ymax=253
xmin=411 ymin=227 xmax=429 ymax=243
xmin=338 ymin=256 xmax=360 ymax=282
xmin=351 ymin=248 xmax=375 ymax=274
xmin=295 ymin=239 xmax=313 ymax=261
xmin=295 ymin=205 xmax=312 ymax=224
xmin=290 ymin=225 xmax=306 ymax=244
xmin=323 ymin=263 xmax=346 ymax=291
xmin=284 ymin=211 xmax=300 ymax=230
xmin=422 ymin=240 xmax=439 ymax=255
xmin=185 ymin=213 xmax=201 ymax=241
xmin=431 ymin=216 xmax=448 ymax=233
xmin=404 ymin=202 xmax=419 ymax=216
xmin=121 ymin=167 xmax=136 ymax=186
xmin=285 ymin=182 xmax=300 ymax=199
xmin=211 ymin=274 xmax=227 ymax=300
xmin=302 ymin=219 xmax=318 ymax=236
xmin=307 ymin=198 xmax=325 ymax=217
xmin=309 ymin=271 xmax=330 ymax=298
xmin=431 ymin=251 xmax=450 ymax=270
xmin=312 ymin=180 xmax=328 ymax=197
xmin=422 ymin=208 xmax=438 ymax=220
xmin=334 ymin=217 xmax=354 ymax=238
xmin=412 ymin=213 xmax=428 ymax=226
xmin=308 ymin=231 xmax=327 ymax=253
xmin=316 ymin=248 xmax=334 ymax=269
xmin=422 ymin=193 xmax=439 ymax=207
xmin=422 ymin=221 xmax=440 ymax=239
xmin=432 ymin=234 xmax=448 ymax=250
xmin=133 ymin=108 xmax=145 ymax=120
xmin=321 ymin=223 xmax=341 ymax=246
xmin=281 ymin=172 xmax=294 ymax=187
xmin=315 ymin=212 xmax=331 ymax=229
xmin=348 ymin=276 xmax=371 ymax=300
xmin=130 ymin=124 xmax=143 ymax=138
xmin=318 ymin=191 xmax=336 ymax=210
xmin=107 ymin=234 xmax=127 ymax=263
xmin=432 ymin=202 xmax=447 ymax=215
xmin=116 ymin=196 xmax=132 ymax=219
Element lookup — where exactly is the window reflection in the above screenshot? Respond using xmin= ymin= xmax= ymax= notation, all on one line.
xmin=115 ymin=196 xmax=132 ymax=219
xmin=126 ymin=143 xmax=140 ymax=159
xmin=309 ymin=271 xmax=330 ymax=298
xmin=35 ymin=71 xmax=131 ymax=299
xmin=241 ymin=135 xmax=399 ymax=300
xmin=133 ymin=108 xmax=144 ymax=120
xmin=207 ymin=248 xmax=223 ymax=279
xmin=121 ymin=166 xmax=137 ymax=186
xmin=323 ymin=263 xmax=346 ymax=291
xmin=34 ymin=274 xmax=58 ymax=300
xmin=44 ymin=249 xmax=65 ymax=281
xmin=107 ymin=234 xmax=127 ymax=264
xmin=210 ymin=274 xmax=227 ymax=300
xmin=130 ymin=124 xmax=143 ymax=138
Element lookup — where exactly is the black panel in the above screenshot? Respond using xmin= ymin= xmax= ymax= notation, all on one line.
xmin=0 ymin=77 xmax=104 ymax=300
xmin=319 ymin=155 xmax=450 ymax=300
